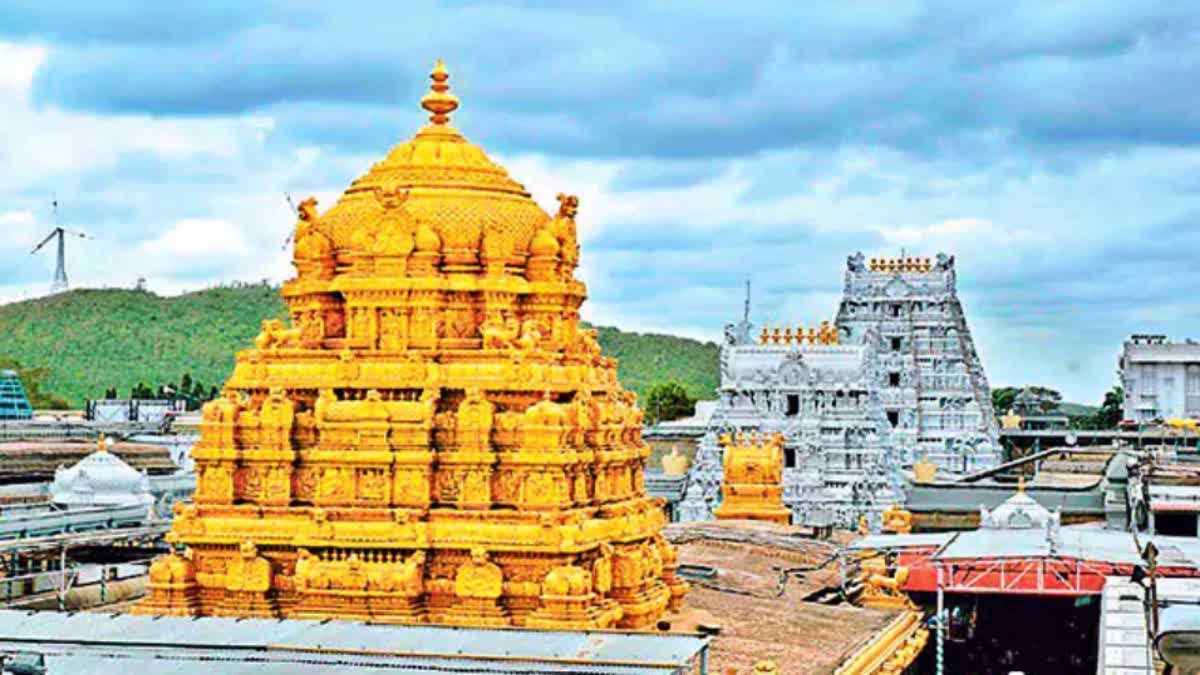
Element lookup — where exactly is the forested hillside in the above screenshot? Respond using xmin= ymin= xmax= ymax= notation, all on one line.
xmin=0 ymin=286 xmax=719 ymax=407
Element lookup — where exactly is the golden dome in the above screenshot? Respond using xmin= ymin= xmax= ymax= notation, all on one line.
xmin=318 ymin=60 xmax=549 ymax=264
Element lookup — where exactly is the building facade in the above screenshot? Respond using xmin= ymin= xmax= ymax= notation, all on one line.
xmin=1119 ymin=335 xmax=1200 ymax=422
xmin=680 ymin=254 xmax=1000 ymax=527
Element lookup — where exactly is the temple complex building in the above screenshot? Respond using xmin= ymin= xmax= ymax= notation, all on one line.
xmin=133 ymin=61 xmax=685 ymax=629
xmin=679 ymin=314 xmax=902 ymax=527
xmin=680 ymin=254 xmax=999 ymax=527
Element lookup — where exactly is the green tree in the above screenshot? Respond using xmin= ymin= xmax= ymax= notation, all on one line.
xmin=1094 ymin=386 xmax=1124 ymax=429
xmin=992 ymin=387 xmax=1018 ymax=413
xmin=644 ymin=381 xmax=696 ymax=425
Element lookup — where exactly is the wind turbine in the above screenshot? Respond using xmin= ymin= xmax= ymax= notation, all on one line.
xmin=30 ymin=198 xmax=93 ymax=294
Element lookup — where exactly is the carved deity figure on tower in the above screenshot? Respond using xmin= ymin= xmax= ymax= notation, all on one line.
xmin=456 ymin=388 xmax=495 ymax=451
xmin=549 ymin=193 xmax=580 ymax=277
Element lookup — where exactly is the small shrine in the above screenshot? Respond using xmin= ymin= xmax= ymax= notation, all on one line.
xmin=980 ymin=478 xmax=1061 ymax=532
xmin=132 ymin=60 xmax=685 ymax=628
xmin=50 ymin=435 xmax=154 ymax=510
xmin=712 ymin=432 xmax=791 ymax=525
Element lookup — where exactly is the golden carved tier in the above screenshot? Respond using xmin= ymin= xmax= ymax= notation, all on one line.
xmin=132 ymin=60 xmax=683 ymax=630
xmin=713 ymin=432 xmax=792 ymax=525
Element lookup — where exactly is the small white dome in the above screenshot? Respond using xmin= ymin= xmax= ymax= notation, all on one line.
xmin=980 ymin=481 xmax=1057 ymax=530
xmin=50 ymin=447 xmax=153 ymax=508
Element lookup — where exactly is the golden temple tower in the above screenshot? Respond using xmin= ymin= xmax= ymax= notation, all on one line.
xmin=133 ymin=60 xmax=686 ymax=629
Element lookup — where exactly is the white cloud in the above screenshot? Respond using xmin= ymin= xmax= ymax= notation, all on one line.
xmin=0 ymin=41 xmax=274 ymax=192
xmin=141 ymin=219 xmax=249 ymax=257
xmin=871 ymin=217 xmax=1050 ymax=248
xmin=0 ymin=209 xmax=42 ymax=250
xmin=0 ymin=43 xmax=46 ymax=92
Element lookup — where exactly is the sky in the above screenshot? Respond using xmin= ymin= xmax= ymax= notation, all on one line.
xmin=0 ymin=1 xmax=1198 ymax=404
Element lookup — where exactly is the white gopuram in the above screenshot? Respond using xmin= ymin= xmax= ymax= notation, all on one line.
xmin=679 ymin=252 xmax=1000 ymax=528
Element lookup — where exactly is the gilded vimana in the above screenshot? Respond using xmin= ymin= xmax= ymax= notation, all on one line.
xmin=132 ymin=60 xmax=688 ymax=629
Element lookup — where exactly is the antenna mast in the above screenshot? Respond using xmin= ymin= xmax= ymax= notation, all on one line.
xmin=743 ymin=280 xmax=751 ymax=323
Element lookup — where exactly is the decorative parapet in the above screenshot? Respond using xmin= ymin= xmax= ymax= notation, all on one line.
xmin=835 ymin=610 xmax=929 ymax=675
xmin=757 ymin=320 xmax=840 ymax=345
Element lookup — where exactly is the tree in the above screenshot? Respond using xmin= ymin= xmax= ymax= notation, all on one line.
xmin=992 ymin=387 xmax=1018 ymax=413
xmin=993 ymin=385 xmax=1062 ymax=414
xmin=644 ymin=381 xmax=696 ymax=426
xmin=1094 ymin=386 xmax=1124 ymax=429
xmin=1031 ymin=387 xmax=1063 ymax=413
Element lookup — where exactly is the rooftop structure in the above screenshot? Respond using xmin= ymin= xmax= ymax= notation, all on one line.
xmin=1120 ymin=335 xmax=1200 ymax=422
xmin=0 ymin=610 xmax=710 ymax=675
xmin=48 ymin=436 xmax=154 ymax=510
xmin=665 ymin=520 xmax=902 ymax=674
xmin=133 ymin=61 xmax=686 ymax=629
xmin=0 ymin=370 xmax=33 ymax=421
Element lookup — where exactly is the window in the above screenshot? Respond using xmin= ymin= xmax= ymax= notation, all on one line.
xmin=784 ymin=446 xmax=796 ymax=468
xmin=890 ymin=337 xmax=902 ymax=352
xmin=786 ymin=394 xmax=800 ymax=416
xmin=887 ymin=411 xmax=900 ymax=428
xmin=889 ymin=372 xmax=901 ymax=387
xmin=891 ymin=304 xmax=901 ymax=317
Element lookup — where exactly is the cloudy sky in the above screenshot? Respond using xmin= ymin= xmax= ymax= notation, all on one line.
xmin=0 ymin=2 xmax=1198 ymax=404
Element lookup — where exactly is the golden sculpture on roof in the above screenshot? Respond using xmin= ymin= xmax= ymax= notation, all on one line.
xmin=867 ymin=256 xmax=934 ymax=273
xmin=133 ymin=60 xmax=684 ymax=629
xmin=713 ymin=432 xmax=792 ymax=525
xmin=757 ymin=322 xmax=840 ymax=345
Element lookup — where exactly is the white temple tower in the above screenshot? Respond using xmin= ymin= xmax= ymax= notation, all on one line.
xmin=836 ymin=252 xmax=1000 ymax=474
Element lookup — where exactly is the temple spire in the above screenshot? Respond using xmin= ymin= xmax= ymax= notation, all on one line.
xmin=420 ymin=59 xmax=459 ymax=126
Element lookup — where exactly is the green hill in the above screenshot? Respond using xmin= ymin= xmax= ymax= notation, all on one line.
xmin=0 ymin=286 xmax=719 ymax=407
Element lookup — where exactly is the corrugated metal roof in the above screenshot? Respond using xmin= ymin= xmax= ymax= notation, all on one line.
xmin=0 ymin=611 xmax=709 ymax=675
xmin=932 ymin=526 xmax=1143 ymax=564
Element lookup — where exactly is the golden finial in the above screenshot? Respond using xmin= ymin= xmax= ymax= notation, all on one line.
xmin=420 ymin=59 xmax=459 ymax=126
xmin=1017 ymin=476 xmax=1026 ymax=495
